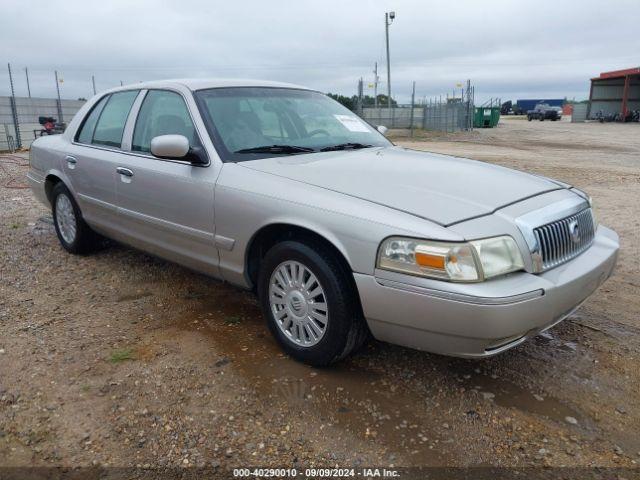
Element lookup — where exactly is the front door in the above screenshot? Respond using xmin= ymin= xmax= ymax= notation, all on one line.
xmin=113 ymin=89 xmax=219 ymax=276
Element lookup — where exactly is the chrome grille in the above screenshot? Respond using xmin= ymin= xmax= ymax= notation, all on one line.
xmin=533 ymin=208 xmax=595 ymax=270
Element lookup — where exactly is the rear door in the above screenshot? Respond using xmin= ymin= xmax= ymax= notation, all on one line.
xmin=113 ymin=88 xmax=219 ymax=276
xmin=65 ymin=90 xmax=140 ymax=232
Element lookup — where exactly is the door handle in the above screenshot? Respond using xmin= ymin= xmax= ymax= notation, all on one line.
xmin=116 ymin=167 xmax=134 ymax=177
xmin=65 ymin=155 xmax=77 ymax=169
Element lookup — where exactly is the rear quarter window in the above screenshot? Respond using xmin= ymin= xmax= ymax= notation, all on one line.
xmin=76 ymin=95 xmax=109 ymax=144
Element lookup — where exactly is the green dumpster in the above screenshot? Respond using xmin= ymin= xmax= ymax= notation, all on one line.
xmin=474 ymin=107 xmax=500 ymax=128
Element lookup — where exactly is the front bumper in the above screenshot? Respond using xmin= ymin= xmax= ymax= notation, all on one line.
xmin=355 ymin=226 xmax=619 ymax=357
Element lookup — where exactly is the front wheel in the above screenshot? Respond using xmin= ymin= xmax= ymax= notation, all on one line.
xmin=51 ymin=182 xmax=101 ymax=254
xmin=257 ymin=240 xmax=368 ymax=366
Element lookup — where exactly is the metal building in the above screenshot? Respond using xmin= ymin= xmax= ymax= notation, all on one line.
xmin=588 ymin=67 xmax=640 ymax=119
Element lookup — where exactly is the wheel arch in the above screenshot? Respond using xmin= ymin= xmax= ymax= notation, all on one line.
xmin=44 ymin=172 xmax=65 ymax=203
xmin=245 ymin=223 xmax=355 ymax=290
xmin=44 ymin=168 xmax=81 ymax=202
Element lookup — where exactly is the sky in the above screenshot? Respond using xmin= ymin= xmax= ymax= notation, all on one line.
xmin=1 ymin=0 xmax=639 ymax=104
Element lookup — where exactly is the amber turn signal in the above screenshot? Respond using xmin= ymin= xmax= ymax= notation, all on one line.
xmin=415 ymin=252 xmax=445 ymax=270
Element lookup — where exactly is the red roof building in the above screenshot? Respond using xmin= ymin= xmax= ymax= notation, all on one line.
xmin=589 ymin=67 xmax=640 ymax=119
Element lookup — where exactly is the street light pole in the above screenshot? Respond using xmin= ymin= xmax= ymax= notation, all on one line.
xmin=385 ymin=11 xmax=395 ymax=111
xmin=373 ymin=62 xmax=378 ymax=110
xmin=54 ymin=70 xmax=63 ymax=123
xmin=25 ymin=67 xmax=31 ymax=98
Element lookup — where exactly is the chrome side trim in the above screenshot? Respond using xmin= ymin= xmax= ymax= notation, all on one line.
xmin=26 ymin=171 xmax=44 ymax=184
xmin=375 ymin=277 xmax=544 ymax=305
xmin=118 ymin=206 xmax=214 ymax=243
xmin=214 ymin=234 xmax=235 ymax=251
xmin=77 ymin=193 xmax=118 ymax=212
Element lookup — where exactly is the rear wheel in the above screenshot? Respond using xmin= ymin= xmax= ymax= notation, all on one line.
xmin=257 ymin=240 xmax=367 ymax=366
xmin=51 ymin=182 xmax=101 ymax=254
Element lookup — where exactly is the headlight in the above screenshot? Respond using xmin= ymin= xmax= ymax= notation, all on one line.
xmin=377 ymin=235 xmax=524 ymax=282
xmin=470 ymin=236 xmax=524 ymax=279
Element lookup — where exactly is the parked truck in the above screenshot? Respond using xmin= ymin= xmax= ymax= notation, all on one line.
xmin=527 ymin=104 xmax=560 ymax=121
xmin=515 ymin=98 xmax=563 ymax=116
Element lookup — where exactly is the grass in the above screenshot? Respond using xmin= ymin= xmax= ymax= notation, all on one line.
xmin=109 ymin=348 xmax=134 ymax=363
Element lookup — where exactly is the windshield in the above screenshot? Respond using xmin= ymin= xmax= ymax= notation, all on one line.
xmin=194 ymin=87 xmax=391 ymax=162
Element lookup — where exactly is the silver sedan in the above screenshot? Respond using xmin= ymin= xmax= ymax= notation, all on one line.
xmin=27 ymin=79 xmax=619 ymax=365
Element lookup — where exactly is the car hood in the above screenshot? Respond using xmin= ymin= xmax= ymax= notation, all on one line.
xmin=239 ymin=146 xmax=564 ymax=225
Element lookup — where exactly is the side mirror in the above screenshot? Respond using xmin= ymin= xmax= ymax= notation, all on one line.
xmin=150 ymin=135 xmax=190 ymax=159
xmin=377 ymin=125 xmax=388 ymax=135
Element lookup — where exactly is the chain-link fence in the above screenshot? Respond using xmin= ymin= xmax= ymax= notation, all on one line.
xmin=357 ymin=80 xmax=475 ymax=132
xmin=360 ymin=100 xmax=474 ymax=132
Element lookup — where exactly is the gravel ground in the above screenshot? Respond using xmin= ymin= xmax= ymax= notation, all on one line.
xmin=0 ymin=118 xmax=639 ymax=473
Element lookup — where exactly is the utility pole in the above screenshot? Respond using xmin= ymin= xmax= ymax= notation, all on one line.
xmin=373 ymin=62 xmax=379 ymax=110
xmin=92 ymin=75 xmax=96 ymax=95
xmin=357 ymin=77 xmax=364 ymax=116
xmin=54 ymin=70 xmax=63 ymax=123
xmin=385 ymin=11 xmax=395 ymax=111
xmin=410 ymin=81 xmax=416 ymax=137
xmin=25 ymin=67 xmax=31 ymax=98
xmin=7 ymin=63 xmax=22 ymax=149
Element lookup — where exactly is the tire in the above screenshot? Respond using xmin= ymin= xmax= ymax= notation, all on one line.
xmin=51 ymin=182 xmax=101 ymax=254
xmin=540 ymin=116 xmax=544 ymax=121
xmin=257 ymin=240 xmax=368 ymax=366
xmin=527 ymin=115 xmax=532 ymax=121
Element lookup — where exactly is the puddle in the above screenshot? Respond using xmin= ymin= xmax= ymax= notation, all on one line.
xmin=535 ymin=330 xmax=580 ymax=353
xmin=158 ymin=283 xmax=454 ymax=466
xmin=457 ymin=372 xmax=586 ymax=426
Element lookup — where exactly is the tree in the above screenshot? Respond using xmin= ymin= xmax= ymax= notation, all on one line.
xmin=362 ymin=94 xmax=397 ymax=107
xmin=326 ymin=93 xmax=397 ymax=111
xmin=326 ymin=93 xmax=355 ymax=110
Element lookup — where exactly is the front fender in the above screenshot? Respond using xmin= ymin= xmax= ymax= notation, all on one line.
xmin=213 ymin=164 xmax=461 ymax=288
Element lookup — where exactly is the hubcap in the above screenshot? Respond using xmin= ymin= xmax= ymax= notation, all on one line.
xmin=55 ymin=193 xmax=77 ymax=244
xmin=269 ymin=260 xmax=329 ymax=347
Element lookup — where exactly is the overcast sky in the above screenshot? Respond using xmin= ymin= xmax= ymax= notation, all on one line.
xmin=1 ymin=0 xmax=638 ymax=104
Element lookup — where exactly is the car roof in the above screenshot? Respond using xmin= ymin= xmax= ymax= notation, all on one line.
xmin=101 ymin=78 xmax=314 ymax=94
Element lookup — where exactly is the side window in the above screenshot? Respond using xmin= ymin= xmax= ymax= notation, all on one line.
xmin=132 ymin=90 xmax=198 ymax=153
xmin=76 ymin=95 xmax=108 ymax=144
xmin=92 ymin=90 xmax=139 ymax=148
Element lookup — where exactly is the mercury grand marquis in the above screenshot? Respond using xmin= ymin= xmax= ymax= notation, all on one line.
xmin=27 ymin=79 xmax=619 ymax=365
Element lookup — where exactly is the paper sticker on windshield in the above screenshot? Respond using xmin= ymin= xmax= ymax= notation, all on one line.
xmin=334 ymin=114 xmax=370 ymax=132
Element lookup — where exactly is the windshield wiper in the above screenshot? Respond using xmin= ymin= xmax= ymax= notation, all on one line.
xmin=235 ymin=145 xmax=315 ymax=154
xmin=320 ymin=142 xmax=373 ymax=152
